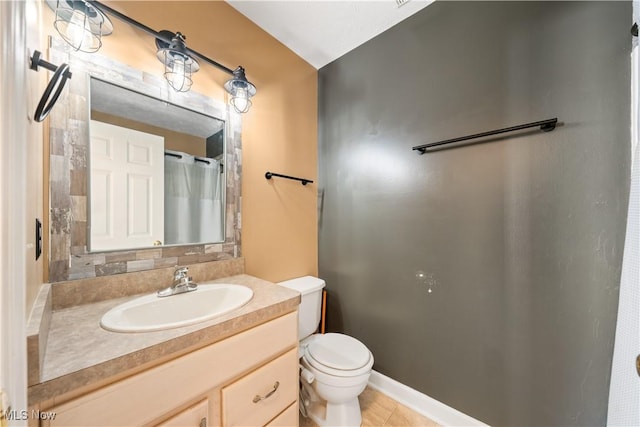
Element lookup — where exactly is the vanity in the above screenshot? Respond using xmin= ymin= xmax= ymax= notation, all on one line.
xmin=27 ymin=260 xmax=301 ymax=426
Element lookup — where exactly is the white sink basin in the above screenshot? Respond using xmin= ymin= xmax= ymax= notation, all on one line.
xmin=100 ymin=283 xmax=253 ymax=333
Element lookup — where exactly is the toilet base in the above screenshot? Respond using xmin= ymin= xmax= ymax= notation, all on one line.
xmin=306 ymin=396 xmax=363 ymax=427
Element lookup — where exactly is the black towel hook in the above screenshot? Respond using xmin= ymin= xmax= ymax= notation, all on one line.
xmin=30 ymin=50 xmax=72 ymax=122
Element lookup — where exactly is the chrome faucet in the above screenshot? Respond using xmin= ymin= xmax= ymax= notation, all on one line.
xmin=157 ymin=266 xmax=198 ymax=297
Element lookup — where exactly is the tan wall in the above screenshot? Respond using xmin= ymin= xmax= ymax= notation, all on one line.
xmin=44 ymin=1 xmax=318 ymax=282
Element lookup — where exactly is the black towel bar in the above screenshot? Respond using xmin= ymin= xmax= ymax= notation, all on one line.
xmin=412 ymin=118 xmax=558 ymax=154
xmin=265 ymin=171 xmax=313 ymax=186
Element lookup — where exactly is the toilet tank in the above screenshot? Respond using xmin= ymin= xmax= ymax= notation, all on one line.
xmin=278 ymin=276 xmax=325 ymax=341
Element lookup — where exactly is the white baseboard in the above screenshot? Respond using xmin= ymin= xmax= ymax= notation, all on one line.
xmin=367 ymin=370 xmax=489 ymax=427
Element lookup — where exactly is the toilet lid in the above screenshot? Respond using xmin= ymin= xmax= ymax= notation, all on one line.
xmin=306 ymin=333 xmax=371 ymax=371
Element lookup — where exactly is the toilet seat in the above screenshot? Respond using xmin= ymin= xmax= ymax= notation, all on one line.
xmin=304 ymin=333 xmax=373 ymax=377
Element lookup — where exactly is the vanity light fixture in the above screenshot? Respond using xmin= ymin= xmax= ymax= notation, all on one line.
xmin=155 ymin=31 xmax=200 ymax=93
xmin=46 ymin=0 xmax=113 ymax=53
xmin=46 ymin=0 xmax=257 ymax=113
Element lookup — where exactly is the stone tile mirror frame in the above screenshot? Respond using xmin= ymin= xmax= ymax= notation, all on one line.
xmin=47 ymin=40 xmax=242 ymax=282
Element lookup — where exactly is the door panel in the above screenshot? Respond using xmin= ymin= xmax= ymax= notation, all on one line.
xmin=90 ymin=120 xmax=164 ymax=251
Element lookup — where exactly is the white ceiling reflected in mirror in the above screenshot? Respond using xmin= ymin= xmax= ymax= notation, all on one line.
xmin=88 ymin=78 xmax=226 ymax=252
xmin=47 ymin=38 xmax=241 ymax=282
xmin=90 ymin=79 xmax=224 ymax=139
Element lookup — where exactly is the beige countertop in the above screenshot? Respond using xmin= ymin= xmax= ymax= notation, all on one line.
xmin=28 ymin=274 xmax=300 ymax=406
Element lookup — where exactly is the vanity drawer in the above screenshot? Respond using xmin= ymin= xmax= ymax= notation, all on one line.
xmin=222 ymin=348 xmax=298 ymax=427
xmin=266 ymin=402 xmax=299 ymax=427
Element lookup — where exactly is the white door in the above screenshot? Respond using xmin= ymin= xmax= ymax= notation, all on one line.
xmin=90 ymin=120 xmax=165 ymax=251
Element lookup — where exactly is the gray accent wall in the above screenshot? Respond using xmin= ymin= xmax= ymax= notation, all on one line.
xmin=318 ymin=2 xmax=631 ymax=426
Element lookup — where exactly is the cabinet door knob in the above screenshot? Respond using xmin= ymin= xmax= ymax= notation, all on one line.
xmin=636 ymin=354 xmax=640 ymax=377
xmin=199 ymin=417 xmax=206 ymax=427
xmin=252 ymin=381 xmax=280 ymax=403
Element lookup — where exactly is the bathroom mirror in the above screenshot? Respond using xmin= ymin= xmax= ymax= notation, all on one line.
xmin=88 ymin=77 xmax=226 ymax=252
xmin=47 ymin=40 xmax=242 ymax=282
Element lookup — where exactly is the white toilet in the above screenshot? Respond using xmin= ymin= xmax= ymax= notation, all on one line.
xmin=278 ymin=276 xmax=374 ymax=427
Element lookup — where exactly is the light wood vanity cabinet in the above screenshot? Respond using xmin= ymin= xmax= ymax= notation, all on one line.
xmin=42 ymin=312 xmax=299 ymax=427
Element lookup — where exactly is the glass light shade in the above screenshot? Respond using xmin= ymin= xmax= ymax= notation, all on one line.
xmin=162 ymin=52 xmax=196 ymax=92
xmin=48 ymin=0 xmax=112 ymax=53
xmin=224 ymin=67 xmax=256 ymax=114
xmin=230 ymin=87 xmax=251 ymax=114
xmin=156 ymin=32 xmax=199 ymax=93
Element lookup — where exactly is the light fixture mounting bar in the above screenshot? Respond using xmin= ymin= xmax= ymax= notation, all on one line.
xmin=186 ymin=49 xmax=234 ymax=76
xmin=88 ymin=0 xmax=235 ymax=76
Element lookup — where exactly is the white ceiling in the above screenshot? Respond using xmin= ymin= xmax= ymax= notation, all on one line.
xmin=226 ymin=0 xmax=435 ymax=69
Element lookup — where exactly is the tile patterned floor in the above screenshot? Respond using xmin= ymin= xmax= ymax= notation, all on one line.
xmin=299 ymin=386 xmax=440 ymax=427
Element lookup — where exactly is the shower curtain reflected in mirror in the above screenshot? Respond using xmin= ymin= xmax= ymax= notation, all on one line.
xmin=196 ymin=156 xmax=224 ymax=243
xmin=164 ymin=150 xmax=223 ymax=245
